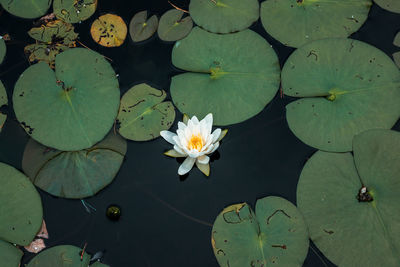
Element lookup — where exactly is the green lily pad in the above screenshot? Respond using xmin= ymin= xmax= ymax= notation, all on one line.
xmin=117 ymin=83 xmax=175 ymax=141
xmin=394 ymin=52 xmax=400 ymax=68
xmin=28 ymin=20 xmax=78 ymax=45
xmin=0 ymin=162 xmax=43 ymax=246
xmin=282 ymin=38 xmax=400 ymax=152
xmin=212 ymin=196 xmax=309 ymax=266
xmin=170 ymin=27 xmax=280 ymax=126
xmin=27 ymin=245 xmax=91 ymax=267
xmin=0 ymin=240 xmax=23 ymax=267
xmin=90 ymin=262 xmax=109 ymax=267
xmin=157 ymin=9 xmax=193 ymax=42
xmin=0 ymin=81 xmax=7 ymax=132
xmin=260 ymin=0 xmax=371 ymax=48
xmin=0 ymin=0 xmax=51 ymax=19
xmin=189 ymin=0 xmax=259 ymax=34
xmin=297 ymin=129 xmax=400 ymax=267
xmin=129 ymin=11 xmax=158 ymax=42
xmin=22 ymin=131 xmax=127 ymax=199
xmin=53 ymin=0 xmax=98 ymax=23
xmin=374 ymin=0 xmax=400 ymax=13
xmin=13 ymin=48 xmax=120 ymax=151
xmin=0 ymin=37 xmax=5 ymax=64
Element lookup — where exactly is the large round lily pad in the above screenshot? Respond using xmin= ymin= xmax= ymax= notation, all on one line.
xmin=260 ymin=0 xmax=371 ymax=48
xmin=297 ymin=129 xmax=400 ymax=266
xmin=22 ymin=131 xmax=127 ymax=199
xmin=0 ymin=162 xmax=43 ymax=246
xmin=189 ymin=0 xmax=259 ymax=34
xmin=91 ymin=14 xmax=128 ymax=47
xmin=0 ymin=0 xmax=51 ymax=19
xmin=27 ymin=245 xmax=90 ymax=267
xmin=13 ymin=48 xmax=120 ymax=151
xmin=374 ymin=0 xmax=400 ymax=13
xmin=0 ymin=240 xmax=23 ymax=267
xmin=157 ymin=9 xmax=193 ymax=42
xmin=53 ymin=0 xmax=98 ymax=23
xmin=91 ymin=263 xmax=109 ymax=267
xmin=212 ymin=196 xmax=309 ymax=266
xmin=170 ymin=27 xmax=280 ymax=126
xmin=283 ymin=38 xmax=400 ymax=152
xmin=0 ymin=38 xmax=5 ymax=64
xmin=129 ymin=11 xmax=158 ymax=42
xmin=0 ymin=81 xmax=7 ymax=132
xmin=117 ymin=83 xmax=175 ymax=141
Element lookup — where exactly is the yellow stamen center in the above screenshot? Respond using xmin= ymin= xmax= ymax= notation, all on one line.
xmin=187 ymin=134 xmax=203 ymax=151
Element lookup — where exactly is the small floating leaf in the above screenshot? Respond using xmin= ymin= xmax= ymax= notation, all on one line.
xmin=27 ymin=245 xmax=90 ymax=266
xmin=24 ymin=43 xmax=70 ymax=68
xmin=129 ymin=11 xmax=158 ymax=42
xmin=53 ymin=0 xmax=98 ymax=23
xmin=297 ymin=129 xmax=400 ymax=267
xmin=157 ymin=9 xmax=193 ymax=42
xmin=0 ymin=81 xmax=7 ymax=132
xmin=0 ymin=38 xmax=5 ymax=64
xmin=0 ymin=0 xmax=51 ymax=19
xmin=0 ymin=240 xmax=23 ymax=267
xmin=282 ymin=38 xmax=400 ymax=152
xmin=189 ymin=0 xmax=259 ymax=34
xmin=0 ymin=162 xmax=43 ymax=246
xmin=171 ymin=27 xmax=280 ymax=126
xmin=13 ymin=48 xmax=120 ymax=151
xmin=374 ymin=0 xmax=400 ymax=13
xmin=91 ymin=14 xmax=127 ymax=47
xmin=22 ymin=131 xmax=127 ymax=199
xmin=260 ymin=0 xmax=371 ymax=48
xmin=212 ymin=196 xmax=309 ymax=266
xmin=117 ymin=83 xmax=175 ymax=141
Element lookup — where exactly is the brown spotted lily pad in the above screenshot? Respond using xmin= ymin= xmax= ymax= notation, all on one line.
xmin=91 ymin=14 xmax=127 ymax=47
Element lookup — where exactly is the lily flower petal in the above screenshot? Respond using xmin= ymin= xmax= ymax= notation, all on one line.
xmin=164 ymin=149 xmax=186 ymax=158
xmin=160 ymin=130 xmax=177 ymax=145
xmin=211 ymin=128 xmax=222 ymax=143
xmin=173 ymin=145 xmax=186 ymax=155
xmin=197 ymin=155 xmax=210 ymax=164
xmin=209 ymin=142 xmax=220 ymax=153
xmin=201 ymin=113 xmax=213 ymax=134
xmin=177 ymin=121 xmax=187 ymax=131
xmin=178 ymin=157 xmax=196 ymax=175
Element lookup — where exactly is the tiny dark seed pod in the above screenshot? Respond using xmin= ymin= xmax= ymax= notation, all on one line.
xmin=106 ymin=204 xmax=121 ymax=221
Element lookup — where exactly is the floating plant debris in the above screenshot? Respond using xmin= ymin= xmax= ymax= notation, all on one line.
xmin=170 ymin=27 xmax=280 ymax=126
xmin=117 ymin=83 xmax=175 ymax=141
xmin=297 ymin=129 xmax=400 ymax=267
xmin=212 ymin=196 xmax=309 ymax=266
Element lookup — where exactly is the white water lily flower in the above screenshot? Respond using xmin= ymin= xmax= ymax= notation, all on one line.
xmin=160 ymin=113 xmax=227 ymax=176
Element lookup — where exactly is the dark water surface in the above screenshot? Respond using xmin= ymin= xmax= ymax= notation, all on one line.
xmin=0 ymin=1 xmax=399 ymax=266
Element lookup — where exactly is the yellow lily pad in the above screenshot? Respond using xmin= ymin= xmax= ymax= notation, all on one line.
xmin=91 ymin=14 xmax=127 ymax=47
